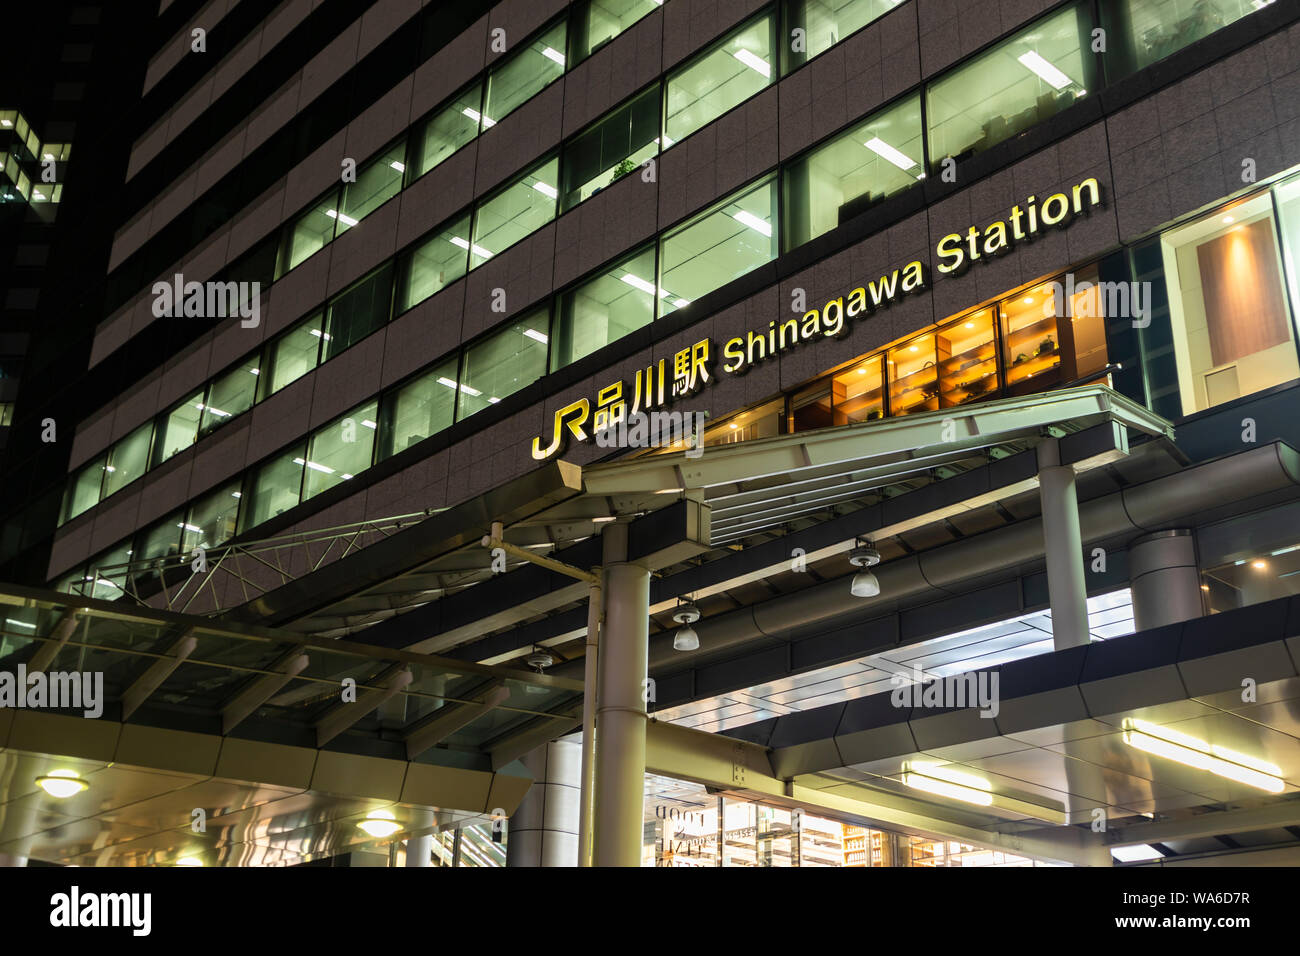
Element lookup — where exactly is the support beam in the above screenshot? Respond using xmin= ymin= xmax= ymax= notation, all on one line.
xmin=593 ymin=524 xmax=650 ymax=866
xmin=1107 ymin=801 xmax=1300 ymax=846
xmin=27 ymin=608 xmax=82 ymax=674
xmin=221 ymin=651 xmax=310 ymax=734
xmin=314 ymin=666 xmax=413 ymax=747
xmin=578 ymin=579 xmax=601 ymax=867
xmin=403 ymin=684 xmax=510 ymax=759
xmin=121 ymin=632 xmax=198 ymax=720
xmin=1037 ymin=438 xmax=1089 ymax=649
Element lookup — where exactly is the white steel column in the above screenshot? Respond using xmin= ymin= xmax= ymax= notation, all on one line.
xmin=577 ymin=579 xmax=601 ymax=867
xmin=593 ymin=523 xmax=650 ymax=867
xmin=1129 ymin=529 xmax=1203 ymax=630
xmin=1037 ymin=438 xmax=1090 ymax=649
xmin=505 ymin=737 xmax=583 ymax=867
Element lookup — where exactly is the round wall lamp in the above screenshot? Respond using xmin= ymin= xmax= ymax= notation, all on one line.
xmin=36 ymin=770 xmax=89 ymax=799
xmin=848 ymin=539 xmax=882 ymax=598
xmin=672 ymin=601 xmax=701 ymax=651
xmin=357 ymin=809 xmax=402 ymax=838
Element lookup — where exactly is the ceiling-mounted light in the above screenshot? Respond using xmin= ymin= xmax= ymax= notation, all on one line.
xmin=672 ymin=601 xmax=701 ymax=651
xmin=1017 ymin=50 xmax=1073 ymax=90
xmin=1122 ymin=719 xmax=1284 ymax=793
xmin=357 ymin=809 xmax=402 ymax=838
xmin=36 ymin=769 xmax=89 ymax=799
xmin=902 ymin=762 xmax=993 ymax=807
xmin=848 ymin=538 xmax=881 ymax=597
xmin=175 ymin=856 xmax=204 ymax=867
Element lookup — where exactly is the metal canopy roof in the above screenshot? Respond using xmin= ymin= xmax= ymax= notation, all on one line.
xmin=87 ymin=386 xmax=1172 ymax=661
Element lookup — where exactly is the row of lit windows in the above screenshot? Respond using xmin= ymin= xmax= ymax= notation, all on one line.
xmin=0 ymin=109 xmax=70 ymax=205
xmin=56 ymin=0 xmax=1281 ymax=580
xmin=67 ymin=0 xmax=1265 ymax=527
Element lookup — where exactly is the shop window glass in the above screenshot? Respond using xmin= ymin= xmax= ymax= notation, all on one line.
xmin=1159 ymin=193 xmax=1298 ymax=415
xmin=181 ymin=480 xmax=242 ymax=553
xmin=1100 ymin=0 xmax=1265 ymax=79
xmin=702 ymin=396 xmax=785 ymax=447
xmin=560 ymin=87 xmax=660 ymax=210
xmin=833 ymin=354 xmax=886 ymax=422
xmin=937 ymin=308 xmax=999 ymax=407
xmin=377 ymin=357 xmax=459 ymax=460
xmin=339 ymin=142 xmax=407 ymax=226
xmin=412 ymin=84 xmax=484 ymax=179
xmin=665 ymin=14 xmax=774 ymax=145
xmin=552 ymin=247 xmax=656 ymax=371
xmin=155 ymin=392 xmax=204 ymax=464
xmin=200 ymin=359 xmax=260 ymax=436
xmin=926 ymin=4 xmax=1090 ymax=170
xmin=659 ymin=176 xmax=777 ymax=316
xmin=888 ymin=332 xmax=940 ymax=416
xmin=572 ymin=0 xmax=662 ymax=62
xmin=303 ymin=401 xmax=379 ymax=500
xmin=323 ymin=262 xmax=394 ymax=359
xmin=457 ymin=309 xmax=550 ymax=420
xmin=397 ymin=214 xmax=472 ymax=312
xmin=242 ymin=445 xmax=306 ymax=531
xmin=62 ymin=455 xmax=106 ymax=523
xmin=470 ymin=156 xmax=559 ymax=267
xmin=103 ymin=423 xmax=153 ymax=497
xmin=1273 ymin=172 xmax=1300 ymax=329
xmin=782 ymin=92 xmax=923 ymax=250
xmin=278 ymin=190 xmax=340 ymax=276
xmin=484 ymin=21 xmax=568 ymax=125
xmin=264 ymin=316 xmax=324 ymax=396
xmin=1001 ymin=289 xmax=1063 ymax=394
xmin=782 ymin=0 xmax=907 ymax=71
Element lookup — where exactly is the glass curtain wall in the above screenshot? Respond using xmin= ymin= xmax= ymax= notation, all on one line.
xmin=560 ymin=87 xmax=660 ymax=210
xmin=1100 ymin=0 xmax=1267 ymax=79
xmin=664 ymin=13 xmax=775 ymax=145
xmin=781 ymin=0 xmax=907 ymax=71
xmin=571 ymin=0 xmax=663 ymax=62
xmin=551 ymin=246 xmax=657 ymax=369
xmin=484 ymin=21 xmax=568 ymax=125
xmin=470 ymin=157 xmax=560 ymax=266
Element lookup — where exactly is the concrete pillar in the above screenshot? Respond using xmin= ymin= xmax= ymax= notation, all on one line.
xmin=1037 ymin=439 xmax=1090 ymax=649
xmin=1130 ymin=529 xmax=1203 ymax=630
xmin=505 ymin=737 xmax=582 ymax=867
xmin=404 ymin=808 xmax=435 ymax=867
xmin=594 ymin=524 xmax=650 ymax=867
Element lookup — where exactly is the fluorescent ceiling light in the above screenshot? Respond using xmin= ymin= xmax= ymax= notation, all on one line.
xmin=293 ymin=458 xmax=336 ymax=475
xmin=438 ymin=376 xmax=481 ymax=397
xmin=177 ymin=523 xmax=203 ymax=533
xmin=903 ymin=763 xmax=993 ymax=807
xmin=864 ymin=136 xmax=918 ymax=171
xmin=231 ymin=492 xmax=242 ymax=498
xmin=658 ymin=134 xmax=674 ymax=147
xmin=4 ymin=619 xmax=35 ymax=629
xmin=488 ymin=397 xmax=501 ymax=404
xmin=541 ymin=46 xmax=566 ymax=65
xmin=309 ymin=329 xmax=331 ymax=339
xmin=731 ymin=209 xmax=771 ymax=237
xmin=620 ymin=273 xmax=674 ymax=298
xmin=532 ymin=181 xmax=558 ymax=200
xmin=523 ymin=328 xmax=549 ymax=344
xmin=732 ymin=49 xmax=770 ymax=78
xmin=390 ymin=161 xmax=405 ymax=173
xmin=0 ymin=120 xmax=11 ymax=127
xmin=449 ymin=235 xmax=493 ymax=259
xmin=248 ymin=368 xmax=259 ymax=375
xmin=325 ymin=209 xmax=360 ymax=227
xmin=463 ymin=107 xmax=495 ymax=128
xmin=1017 ymin=51 xmax=1073 ymax=90
xmin=1111 ymin=844 xmax=1163 ymax=863
xmin=1123 ymin=719 xmax=1284 ymax=793
xmin=673 ymin=298 xmax=691 ymax=308
xmin=361 ymin=419 xmax=377 ymax=429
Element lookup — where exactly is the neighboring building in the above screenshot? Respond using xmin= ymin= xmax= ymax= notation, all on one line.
xmin=4 ymin=0 xmax=1300 ymax=867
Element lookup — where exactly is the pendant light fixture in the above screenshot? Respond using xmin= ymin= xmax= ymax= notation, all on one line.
xmin=672 ymin=600 xmax=701 ymax=651
xmin=849 ymin=538 xmax=882 ymax=597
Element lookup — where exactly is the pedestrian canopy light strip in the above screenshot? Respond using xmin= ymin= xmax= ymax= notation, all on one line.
xmin=1122 ymin=719 xmax=1285 ymax=793
xmin=902 ymin=762 xmax=994 ymax=807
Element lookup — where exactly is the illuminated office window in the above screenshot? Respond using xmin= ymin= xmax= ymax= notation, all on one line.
xmin=664 ymin=13 xmax=774 ymax=144
xmin=1159 ymin=191 xmax=1298 ymax=415
xmin=61 ymin=455 xmax=106 ymax=523
xmin=278 ymin=191 xmax=340 ymax=276
xmin=552 ymin=246 xmax=656 ymax=370
xmin=470 ymin=155 xmax=559 ymax=267
xmin=1100 ymin=0 xmax=1267 ymax=79
xmin=242 ymin=445 xmax=306 ymax=531
xmin=411 ymin=84 xmax=484 ymax=179
xmin=155 ymin=393 xmax=204 ymax=464
xmin=781 ymin=0 xmax=906 ymax=71
xmin=457 ymin=309 xmax=550 ymax=420
xmin=322 ymin=263 xmax=394 ymax=359
xmin=199 ymin=359 xmax=260 ymax=436
xmin=340 ymin=142 xmax=407 ymax=225
xmin=103 ymin=423 xmax=153 ymax=497
xmin=397 ymin=214 xmax=472 ymax=312
xmin=377 ymin=357 xmax=460 ymax=460
xmin=302 ymin=402 xmax=379 ymax=500
xmin=561 ymin=87 xmax=660 ymax=211
xmin=926 ymin=3 xmax=1092 ymax=170
xmin=782 ymin=92 xmax=923 ymax=250
xmin=571 ymin=0 xmax=663 ymax=62
xmin=264 ymin=316 xmax=324 ymax=397
xmin=659 ymin=175 xmax=777 ymax=316
xmin=484 ymin=21 xmax=568 ymax=125
xmin=181 ymin=480 xmax=242 ymax=553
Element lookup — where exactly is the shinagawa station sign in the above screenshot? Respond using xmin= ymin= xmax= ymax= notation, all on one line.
xmin=529 ymin=178 xmax=1103 ymax=461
